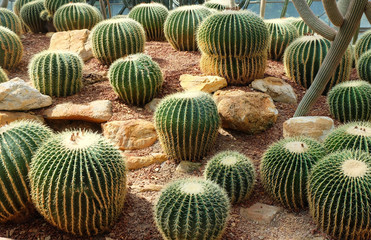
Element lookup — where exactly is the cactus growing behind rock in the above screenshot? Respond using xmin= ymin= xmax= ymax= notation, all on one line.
xmin=0 ymin=26 xmax=23 ymax=69
xmin=354 ymin=29 xmax=371 ymax=61
xmin=154 ymin=178 xmax=230 ymax=240
xmin=0 ymin=8 xmax=22 ymax=35
xmin=357 ymin=49 xmax=371 ymax=83
xmin=0 ymin=67 xmax=8 ymax=82
xmin=44 ymin=0 xmax=86 ymax=15
xmin=20 ymin=0 xmax=47 ymax=33
xmin=29 ymin=130 xmax=127 ymax=236
xmin=203 ymin=2 xmax=227 ymax=11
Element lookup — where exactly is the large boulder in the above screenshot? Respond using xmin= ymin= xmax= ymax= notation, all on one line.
xmin=251 ymin=77 xmax=297 ymax=104
xmin=179 ymin=74 xmax=227 ymax=93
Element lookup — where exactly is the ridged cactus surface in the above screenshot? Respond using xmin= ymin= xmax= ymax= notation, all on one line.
xmin=20 ymin=0 xmax=47 ymax=33
xmin=14 ymin=0 xmax=35 ymax=16
xmin=0 ymin=26 xmax=23 ymax=70
xmin=0 ymin=67 xmax=8 ymax=82
xmin=203 ymin=2 xmax=226 ymax=11
xmin=354 ymin=29 xmax=371 ymax=61
xmin=357 ymin=49 xmax=371 ymax=83
xmin=155 ymin=178 xmax=230 ymax=240
xmin=44 ymin=0 xmax=86 ymax=15
xmin=154 ymin=91 xmax=220 ymax=162
xmin=0 ymin=8 xmax=22 ymax=35
xmin=284 ymin=17 xmax=313 ymax=36
xmin=29 ymin=130 xmax=127 ymax=236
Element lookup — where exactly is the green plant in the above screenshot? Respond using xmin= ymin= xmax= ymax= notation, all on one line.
xmin=128 ymin=3 xmax=168 ymax=41
xmin=44 ymin=0 xmax=86 ymax=15
xmin=39 ymin=9 xmax=52 ymax=22
xmin=260 ymin=137 xmax=326 ymax=211
xmin=284 ymin=17 xmax=314 ymax=36
xmin=0 ymin=120 xmax=52 ymax=223
xmin=29 ymin=130 xmax=127 ymax=236
xmin=354 ymin=29 xmax=371 ymax=62
xmin=20 ymin=0 xmax=47 ymax=33
xmin=154 ymin=178 xmax=230 ymax=240
xmin=327 ymin=80 xmax=371 ymax=122
xmin=154 ymin=91 xmax=220 ymax=162
xmin=0 ymin=26 xmax=23 ymax=69
xmin=357 ymin=49 xmax=371 ymax=83
xmin=0 ymin=8 xmax=22 ymax=35
xmin=0 ymin=66 xmax=8 ymax=82
xmin=13 ymin=0 xmax=34 ymax=16
xmin=91 ymin=18 xmax=145 ymax=65
xmin=203 ymin=2 xmax=227 ymax=11
xmin=307 ymin=149 xmax=371 ymax=240
xmin=204 ymin=151 xmax=255 ymax=204
xmin=29 ymin=50 xmax=83 ymax=97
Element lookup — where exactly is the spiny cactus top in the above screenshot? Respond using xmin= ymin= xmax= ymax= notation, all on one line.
xmin=29 ymin=130 xmax=127 ymax=236
xmin=0 ymin=26 xmax=23 ymax=70
xmin=0 ymin=66 xmax=8 ymax=83
xmin=0 ymin=8 xmax=22 ymax=35
xmin=14 ymin=0 xmax=35 ymax=16
xmin=357 ymin=49 xmax=371 ymax=83
xmin=44 ymin=0 xmax=86 ymax=15
xmin=355 ymin=29 xmax=371 ymax=61
xmin=203 ymin=2 xmax=227 ymax=11
xmin=20 ymin=0 xmax=47 ymax=33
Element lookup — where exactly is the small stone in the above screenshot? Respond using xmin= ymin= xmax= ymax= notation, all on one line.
xmin=44 ymin=237 xmax=51 ymax=240
xmin=45 ymin=32 xmax=55 ymax=38
xmin=180 ymin=74 xmax=227 ymax=93
xmin=240 ymin=203 xmax=282 ymax=224
xmin=176 ymin=161 xmax=202 ymax=174
xmin=124 ymin=153 xmax=167 ymax=170
xmin=251 ymin=77 xmax=297 ymax=104
xmin=144 ymin=98 xmax=162 ymax=112
xmin=0 ymin=111 xmax=44 ymax=127
xmin=132 ymin=184 xmax=163 ymax=192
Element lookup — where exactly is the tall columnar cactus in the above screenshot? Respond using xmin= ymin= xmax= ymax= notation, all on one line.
xmin=327 ymin=80 xmax=371 ymax=122
xmin=20 ymin=0 xmax=47 ymax=33
xmin=203 ymin=2 xmax=227 ymax=11
xmin=260 ymin=137 xmax=326 ymax=211
xmin=44 ymin=0 xmax=86 ymax=15
xmin=128 ymin=3 xmax=169 ymax=41
xmin=0 ymin=26 xmax=23 ymax=70
xmin=154 ymin=178 xmax=230 ymax=240
xmin=29 ymin=50 xmax=83 ymax=97
xmin=0 ymin=8 xmax=22 ymax=35
xmin=357 ymin=49 xmax=371 ymax=83
xmin=29 ymin=130 xmax=127 ymax=236
xmin=204 ymin=151 xmax=255 ymax=204
xmin=108 ymin=53 xmax=163 ymax=106
xmin=284 ymin=35 xmax=352 ymax=94
xmin=0 ymin=121 xmax=52 ymax=223
xmin=53 ymin=3 xmax=102 ymax=31
xmin=154 ymin=91 xmax=220 ymax=162
xmin=307 ymin=150 xmax=371 ymax=240
xmin=0 ymin=66 xmax=8 ymax=82
xmin=91 ymin=18 xmax=146 ymax=65
xmin=354 ymin=29 xmax=371 ymax=62
xmin=164 ymin=5 xmax=212 ymax=51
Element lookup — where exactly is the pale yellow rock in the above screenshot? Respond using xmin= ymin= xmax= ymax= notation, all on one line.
xmin=131 ymin=184 xmax=163 ymax=192
xmin=144 ymin=98 xmax=161 ymax=112
xmin=125 ymin=153 xmax=167 ymax=170
xmin=251 ymin=77 xmax=297 ymax=104
xmin=180 ymin=74 xmax=227 ymax=93
xmin=0 ymin=111 xmax=44 ymax=127
xmin=46 ymin=32 xmax=55 ymax=38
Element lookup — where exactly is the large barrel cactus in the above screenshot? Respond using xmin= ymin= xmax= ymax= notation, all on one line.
xmin=14 ymin=0 xmax=35 ymax=16
xmin=0 ymin=8 xmax=22 ymax=35
xmin=284 ymin=17 xmax=313 ymax=36
xmin=29 ymin=130 xmax=127 ymax=236
xmin=155 ymin=178 xmax=230 ymax=240
xmin=0 ymin=26 xmax=23 ymax=70
xmin=357 ymin=49 xmax=371 ymax=83
xmin=0 ymin=121 xmax=52 ymax=223
xmin=354 ymin=29 xmax=371 ymax=62
xmin=29 ymin=50 xmax=83 ymax=97
xmin=0 ymin=67 xmax=8 ymax=82
xmin=308 ymin=150 xmax=371 ymax=240
xmin=44 ymin=0 xmax=86 ymax=15
xmin=20 ymin=0 xmax=47 ymax=33
xmin=203 ymin=2 xmax=227 ymax=11
xmin=154 ymin=91 xmax=220 ymax=162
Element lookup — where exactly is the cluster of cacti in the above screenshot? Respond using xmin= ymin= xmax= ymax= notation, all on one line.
xmin=0 ymin=26 xmax=23 ymax=69
xmin=197 ymin=10 xmax=269 ymax=85
xmin=0 ymin=67 xmax=8 ymax=82
xmin=0 ymin=121 xmax=52 ymax=223
xmin=307 ymin=149 xmax=371 ymax=240
xmin=357 ymin=49 xmax=371 ymax=83
xmin=284 ymin=17 xmax=313 ymax=36
xmin=44 ymin=0 xmax=86 ymax=16
xmin=204 ymin=151 xmax=255 ymax=204
xmin=283 ymin=35 xmax=352 ymax=94
xmin=260 ymin=137 xmax=326 ymax=211
xmin=354 ymin=29 xmax=371 ymax=61
xmin=327 ymin=80 xmax=371 ymax=122
xmin=20 ymin=0 xmax=47 ymax=33
xmin=154 ymin=91 xmax=220 ymax=162
xmin=203 ymin=2 xmax=227 ymax=11
xmin=29 ymin=50 xmax=83 ymax=97
xmin=29 ymin=130 xmax=127 ymax=236
xmin=53 ymin=3 xmax=102 ymax=31
xmin=91 ymin=18 xmax=145 ymax=65
xmin=154 ymin=178 xmax=230 ymax=240
xmin=128 ymin=3 xmax=169 ymax=41
xmin=0 ymin=8 xmax=22 ymax=35
xmin=164 ymin=5 xmax=212 ymax=51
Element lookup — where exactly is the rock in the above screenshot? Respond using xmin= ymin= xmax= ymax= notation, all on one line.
xmin=131 ymin=184 xmax=163 ymax=192
xmin=251 ymin=77 xmax=297 ymax=104
xmin=49 ymin=29 xmax=93 ymax=61
xmin=180 ymin=74 xmax=227 ymax=93
xmin=124 ymin=153 xmax=167 ymax=170
xmin=46 ymin=32 xmax=55 ymax=38
xmin=43 ymin=100 xmax=112 ymax=123
xmin=0 ymin=78 xmax=52 ymax=111
xmin=144 ymin=98 xmax=162 ymax=112
xmin=240 ymin=203 xmax=282 ymax=224
xmin=175 ymin=161 xmax=202 ymax=174
xmin=0 ymin=111 xmax=44 ymax=127
xmin=283 ymin=116 xmax=335 ymax=142
xmin=102 ymin=120 xmax=157 ymax=150
xmin=213 ymin=90 xmax=278 ymax=134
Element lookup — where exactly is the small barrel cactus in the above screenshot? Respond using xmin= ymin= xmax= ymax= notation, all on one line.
xmin=203 ymin=2 xmax=227 ymax=11
xmin=0 ymin=8 xmax=22 ymax=35
xmin=154 ymin=91 xmax=220 ymax=162
xmin=354 ymin=29 xmax=371 ymax=61
xmin=44 ymin=0 xmax=86 ymax=15
xmin=164 ymin=5 xmax=212 ymax=51
xmin=284 ymin=17 xmax=313 ymax=36
xmin=91 ymin=18 xmax=146 ymax=65
xmin=0 ymin=26 xmax=23 ymax=70
xmin=39 ymin=9 xmax=52 ymax=22
xmin=53 ymin=3 xmax=102 ymax=31
xmin=260 ymin=137 xmax=326 ymax=211
xmin=327 ymin=80 xmax=371 ymax=122
xmin=357 ymin=49 xmax=371 ymax=83
xmin=128 ymin=3 xmax=169 ymax=41
xmin=20 ymin=0 xmax=47 ymax=33
xmin=14 ymin=0 xmax=35 ymax=16
xmin=29 ymin=130 xmax=127 ymax=236
xmin=308 ymin=150 xmax=371 ymax=240
xmin=204 ymin=151 xmax=256 ymax=204
xmin=0 ymin=121 xmax=53 ymax=223
xmin=0 ymin=67 xmax=8 ymax=82
xmin=29 ymin=50 xmax=83 ymax=97
xmin=108 ymin=53 xmax=163 ymax=106
xmin=155 ymin=178 xmax=230 ymax=240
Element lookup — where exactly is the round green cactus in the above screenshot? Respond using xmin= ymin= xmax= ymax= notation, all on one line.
xmin=39 ymin=9 xmax=52 ymax=22
xmin=44 ymin=0 xmax=86 ymax=15
xmin=284 ymin=17 xmax=313 ymax=36
xmin=308 ymin=150 xmax=371 ymax=240
xmin=91 ymin=18 xmax=146 ymax=65
xmin=53 ymin=3 xmax=102 ymax=31
xmin=128 ymin=3 xmax=169 ymax=41
xmin=154 ymin=91 xmax=220 ymax=162
xmin=327 ymin=80 xmax=371 ymax=122
xmin=14 ymin=0 xmax=35 ymax=16
xmin=324 ymin=121 xmax=371 ymax=154
xmin=204 ymin=151 xmax=255 ymax=204
xmin=283 ymin=35 xmax=352 ymax=95
xmin=29 ymin=50 xmax=83 ymax=97
xmin=0 ymin=8 xmax=22 ymax=35
xmin=0 ymin=26 xmax=23 ymax=70
xmin=260 ymin=137 xmax=326 ymax=211
xmin=108 ymin=53 xmax=163 ymax=106
xmin=111 ymin=15 xmax=127 ymax=19
xmin=357 ymin=49 xmax=371 ymax=83
xmin=0 ymin=67 xmax=8 ymax=83
xmin=164 ymin=5 xmax=212 ymax=51
xmin=29 ymin=130 xmax=127 ymax=236
xmin=154 ymin=178 xmax=230 ymax=240
xmin=20 ymin=0 xmax=47 ymax=33
xmin=354 ymin=29 xmax=371 ymax=61
xmin=203 ymin=2 xmax=227 ymax=11
xmin=0 ymin=120 xmax=53 ymax=223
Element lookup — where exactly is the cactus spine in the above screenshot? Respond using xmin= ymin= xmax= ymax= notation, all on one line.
xmin=357 ymin=49 xmax=371 ymax=83
xmin=13 ymin=0 xmax=34 ymax=16
xmin=0 ymin=26 xmax=23 ymax=70
xmin=203 ymin=2 xmax=227 ymax=11
xmin=20 ymin=0 xmax=47 ymax=33
xmin=44 ymin=0 xmax=86 ymax=16
xmin=354 ymin=29 xmax=371 ymax=62
xmin=0 ymin=67 xmax=8 ymax=82
xmin=0 ymin=8 xmax=22 ymax=35
xmin=284 ymin=17 xmax=313 ymax=36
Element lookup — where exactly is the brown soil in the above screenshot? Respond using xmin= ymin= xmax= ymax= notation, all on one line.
xmin=0 ymin=33 xmax=359 ymax=240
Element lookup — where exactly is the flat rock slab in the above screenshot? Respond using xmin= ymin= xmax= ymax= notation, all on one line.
xmin=251 ymin=77 xmax=297 ymax=104
xmin=144 ymin=98 xmax=161 ymax=112
xmin=131 ymin=184 xmax=163 ymax=192
xmin=240 ymin=203 xmax=282 ymax=224
xmin=180 ymin=74 xmax=227 ymax=93
xmin=0 ymin=111 xmax=44 ymax=127
xmin=124 ymin=153 xmax=167 ymax=170
xmin=176 ymin=161 xmax=202 ymax=174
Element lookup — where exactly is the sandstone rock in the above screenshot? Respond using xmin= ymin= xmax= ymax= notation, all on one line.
xmin=46 ymin=32 xmax=54 ymax=38
xmin=251 ymin=77 xmax=297 ymax=104
xmin=144 ymin=98 xmax=161 ymax=112
xmin=0 ymin=78 xmax=52 ymax=111
xmin=0 ymin=111 xmax=44 ymax=127
xmin=125 ymin=153 xmax=167 ymax=170
xmin=175 ymin=161 xmax=202 ymax=174
xmin=43 ymin=100 xmax=112 ymax=123
xmin=180 ymin=74 xmax=227 ymax=93
xmin=214 ymin=90 xmax=278 ymax=134
xmin=283 ymin=116 xmax=335 ymax=142
xmin=131 ymin=184 xmax=163 ymax=192
xmin=240 ymin=203 xmax=282 ymax=223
